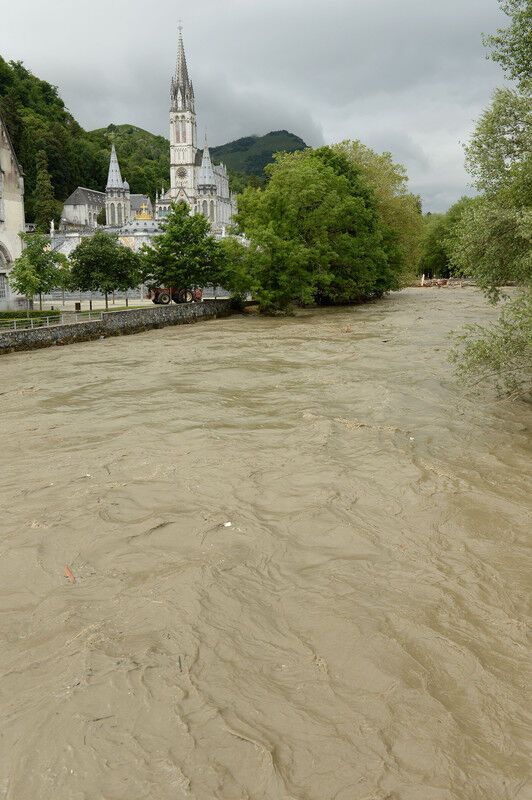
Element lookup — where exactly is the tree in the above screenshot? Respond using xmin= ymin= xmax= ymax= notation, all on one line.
xmin=218 ymin=236 xmax=254 ymax=305
xmin=70 ymin=231 xmax=141 ymax=310
xmin=448 ymin=200 xmax=531 ymax=300
xmin=141 ymin=202 xmax=224 ymax=291
xmin=450 ymin=0 xmax=532 ymax=398
xmin=33 ymin=150 xmax=58 ymax=232
xmin=484 ymin=0 xmax=532 ymax=89
xmin=9 ymin=232 xmax=69 ymax=312
xmin=332 ymin=140 xmax=423 ymax=281
xmin=464 ymin=88 xmax=532 ymax=202
xmin=96 ymin=207 xmax=106 ymax=226
xmin=450 ymin=290 xmax=531 ymax=400
xmin=236 ymin=147 xmax=397 ymax=311
xmin=419 ymin=197 xmax=474 ymax=278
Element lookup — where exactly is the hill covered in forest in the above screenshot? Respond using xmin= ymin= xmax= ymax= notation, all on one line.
xmin=0 ymin=56 xmax=307 ymax=220
xmin=211 ymin=131 xmax=307 ymax=176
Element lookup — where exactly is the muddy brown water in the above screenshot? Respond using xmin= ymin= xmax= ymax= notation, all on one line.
xmin=0 ymin=288 xmax=530 ymax=800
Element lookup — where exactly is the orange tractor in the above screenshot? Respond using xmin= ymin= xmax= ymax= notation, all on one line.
xmin=147 ymin=287 xmax=203 ymax=305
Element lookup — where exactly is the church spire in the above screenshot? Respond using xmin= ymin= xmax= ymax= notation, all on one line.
xmin=106 ymin=144 xmax=125 ymax=189
xmin=198 ymin=134 xmax=216 ymax=188
xmin=171 ymin=25 xmax=195 ymax=112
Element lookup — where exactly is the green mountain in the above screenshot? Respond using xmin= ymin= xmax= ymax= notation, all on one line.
xmin=0 ymin=56 xmax=307 ymax=219
xmin=211 ymin=131 xmax=307 ymax=176
xmin=88 ymin=124 xmax=170 ymax=197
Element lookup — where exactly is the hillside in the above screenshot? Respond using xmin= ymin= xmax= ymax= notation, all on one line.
xmin=211 ymin=131 xmax=307 ymax=176
xmin=88 ymin=124 xmax=170 ymax=197
xmin=0 ymin=56 xmax=307 ymax=218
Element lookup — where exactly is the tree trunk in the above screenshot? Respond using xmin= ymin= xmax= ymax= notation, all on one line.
xmin=39 ymin=292 xmax=42 ymax=311
xmin=105 ymin=292 xmax=109 ymax=311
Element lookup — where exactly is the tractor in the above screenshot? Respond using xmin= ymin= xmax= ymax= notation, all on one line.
xmin=147 ymin=287 xmax=203 ymax=305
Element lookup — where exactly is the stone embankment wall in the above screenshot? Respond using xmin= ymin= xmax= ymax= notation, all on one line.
xmin=0 ymin=300 xmax=231 ymax=355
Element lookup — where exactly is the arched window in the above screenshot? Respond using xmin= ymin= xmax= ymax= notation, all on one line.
xmin=181 ymin=119 xmax=186 ymax=142
xmin=175 ymin=120 xmax=180 ymax=143
xmin=117 ymin=204 xmax=123 ymax=226
xmin=109 ymin=204 xmax=116 ymax=225
xmin=202 ymin=200 xmax=208 ymax=217
xmin=210 ymin=201 xmax=215 ymax=221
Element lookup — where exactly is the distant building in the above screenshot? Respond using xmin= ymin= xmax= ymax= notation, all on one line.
xmin=0 ymin=112 xmax=26 ymax=310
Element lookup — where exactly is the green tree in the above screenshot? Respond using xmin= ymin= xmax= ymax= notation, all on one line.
xmin=9 ymin=232 xmax=68 ymax=312
xmin=96 ymin=207 xmax=106 ymax=226
xmin=33 ymin=150 xmax=58 ymax=232
xmin=464 ymin=88 xmax=532 ymax=202
xmin=450 ymin=0 xmax=532 ymax=398
xmin=332 ymin=140 xmax=423 ymax=281
xmin=70 ymin=231 xmax=141 ymax=310
xmin=236 ymin=147 xmax=396 ymax=311
xmin=419 ymin=197 xmax=474 ymax=279
xmin=218 ymin=236 xmax=254 ymax=305
xmin=484 ymin=0 xmax=532 ymax=88
xmin=448 ymin=201 xmax=531 ymax=300
xmin=141 ymin=202 xmax=223 ymax=291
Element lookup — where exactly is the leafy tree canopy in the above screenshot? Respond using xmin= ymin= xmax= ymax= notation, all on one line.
xmin=419 ymin=197 xmax=474 ymax=279
xmin=9 ymin=232 xmax=69 ymax=310
xmin=141 ymin=202 xmax=224 ymax=290
xmin=70 ymin=231 xmax=141 ymax=308
xmin=332 ymin=140 xmax=423 ymax=280
xmin=451 ymin=0 xmax=532 ymax=398
xmin=235 ymin=146 xmax=403 ymax=311
xmin=465 ymin=88 xmax=532 ymax=201
xmin=484 ymin=0 xmax=532 ymax=89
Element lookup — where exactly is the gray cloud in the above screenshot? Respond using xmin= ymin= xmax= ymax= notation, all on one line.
xmin=0 ymin=0 xmax=506 ymax=210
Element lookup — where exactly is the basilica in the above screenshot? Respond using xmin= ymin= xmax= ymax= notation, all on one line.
xmin=60 ymin=28 xmax=235 ymax=243
xmin=155 ymin=28 xmax=235 ymax=232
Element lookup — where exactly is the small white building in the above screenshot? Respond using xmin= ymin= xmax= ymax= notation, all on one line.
xmin=61 ymin=186 xmax=105 ymax=230
xmin=0 ymin=112 xmax=26 ymax=310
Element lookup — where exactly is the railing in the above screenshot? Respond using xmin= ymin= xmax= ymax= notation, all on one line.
xmin=0 ymin=310 xmax=104 ymax=332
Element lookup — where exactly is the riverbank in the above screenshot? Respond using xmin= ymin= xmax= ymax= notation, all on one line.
xmin=0 ymin=288 xmax=529 ymax=799
xmin=0 ymin=299 xmax=231 ymax=354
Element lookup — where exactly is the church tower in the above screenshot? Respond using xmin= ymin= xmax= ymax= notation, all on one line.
xmin=169 ymin=27 xmax=197 ymax=203
xmin=105 ymin=145 xmax=131 ymax=227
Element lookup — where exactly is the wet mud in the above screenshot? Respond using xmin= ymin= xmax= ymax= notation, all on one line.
xmin=0 ymin=288 xmax=530 ymax=799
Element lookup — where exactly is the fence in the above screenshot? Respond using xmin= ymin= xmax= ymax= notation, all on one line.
xmin=0 ymin=310 xmax=104 ymax=332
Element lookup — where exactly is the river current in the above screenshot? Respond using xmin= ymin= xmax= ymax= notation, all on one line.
xmin=0 ymin=288 xmax=530 ymax=800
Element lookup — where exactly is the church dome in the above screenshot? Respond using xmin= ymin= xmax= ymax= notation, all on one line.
xmin=123 ymin=180 xmax=130 ymax=191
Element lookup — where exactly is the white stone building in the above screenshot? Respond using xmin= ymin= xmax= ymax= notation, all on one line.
xmin=155 ymin=28 xmax=236 ymax=233
xmin=0 ymin=113 xmax=26 ymax=310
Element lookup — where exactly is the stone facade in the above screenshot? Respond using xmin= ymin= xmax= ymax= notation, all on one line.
xmin=0 ymin=112 xmax=26 ymax=310
xmin=0 ymin=300 xmax=231 ymax=354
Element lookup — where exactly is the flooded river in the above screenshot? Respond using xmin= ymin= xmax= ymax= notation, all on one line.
xmin=0 ymin=288 xmax=530 ymax=800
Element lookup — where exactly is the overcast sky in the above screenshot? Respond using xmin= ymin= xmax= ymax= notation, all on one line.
xmin=1 ymin=0 xmax=506 ymax=211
